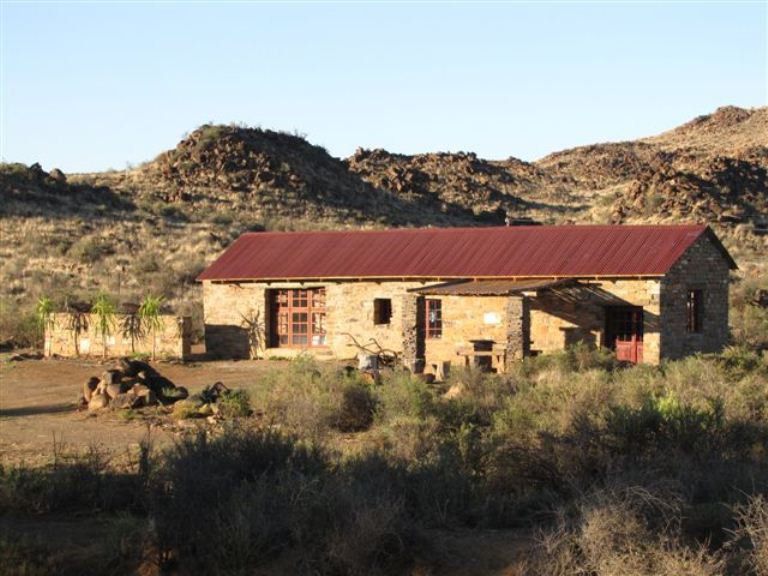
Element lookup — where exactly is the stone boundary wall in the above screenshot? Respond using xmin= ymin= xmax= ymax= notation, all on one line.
xmin=44 ymin=313 xmax=192 ymax=360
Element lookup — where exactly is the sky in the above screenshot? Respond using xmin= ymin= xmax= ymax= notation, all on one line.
xmin=1 ymin=1 xmax=766 ymax=173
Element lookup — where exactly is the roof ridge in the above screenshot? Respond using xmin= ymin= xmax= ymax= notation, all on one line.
xmin=241 ymin=223 xmax=708 ymax=237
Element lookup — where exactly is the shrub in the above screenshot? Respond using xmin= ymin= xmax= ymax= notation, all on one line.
xmin=217 ymin=389 xmax=252 ymax=419
xmin=531 ymin=484 xmax=724 ymax=576
xmin=172 ymin=399 xmax=200 ymax=420
xmin=68 ymin=236 xmax=114 ymax=264
xmin=604 ymin=393 xmax=725 ymax=458
xmin=0 ymin=298 xmax=37 ymax=348
xmin=731 ymin=494 xmax=768 ymax=575
xmin=376 ymin=370 xmax=435 ymax=424
xmin=332 ymin=382 xmax=376 ymax=432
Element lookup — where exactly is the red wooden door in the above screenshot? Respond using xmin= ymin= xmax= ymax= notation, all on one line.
xmin=605 ymin=307 xmax=644 ymax=363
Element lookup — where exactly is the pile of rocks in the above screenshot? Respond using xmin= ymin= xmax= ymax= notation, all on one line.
xmin=80 ymin=358 xmax=188 ymax=411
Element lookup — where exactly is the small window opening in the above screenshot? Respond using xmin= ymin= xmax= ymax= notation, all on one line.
xmin=686 ymin=289 xmax=703 ymax=333
xmin=426 ymin=299 xmax=442 ymax=339
xmin=373 ymin=298 xmax=392 ymax=325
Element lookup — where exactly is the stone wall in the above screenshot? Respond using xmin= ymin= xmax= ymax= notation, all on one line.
xmin=506 ymin=296 xmax=531 ymax=364
xmin=422 ymin=295 xmax=509 ymax=373
xmin=203 ymin=281 xmax=267 ymax=358
xmin=660 ymin=234 xmax=731 ymax=359
xmin=530 ymin=280 xmax=662 ymax=364
xmin=203 ymin=280 xmax=426 ymax=360
xmin=204 ymin=269 xmax=727 ymax=366
xmin=45 ymin=313 xmax=191 ymax=359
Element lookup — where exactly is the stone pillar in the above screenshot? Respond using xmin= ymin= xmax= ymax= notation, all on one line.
xmin=177 ymin=316 xmax=192 ymax=360
xmin=401 ymin=293 xmax=421 ymax=372
xmin=505 ymin=295 xmax=530 ymax=369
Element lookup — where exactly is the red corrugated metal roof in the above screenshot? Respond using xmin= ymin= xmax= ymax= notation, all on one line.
xmin=197 ymin=225 xmax=735 ymax=281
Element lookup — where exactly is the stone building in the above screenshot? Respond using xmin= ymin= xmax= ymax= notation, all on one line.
xmin=199 ymin=225 xmax=736 ymax=371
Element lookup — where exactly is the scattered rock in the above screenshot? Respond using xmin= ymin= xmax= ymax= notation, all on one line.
xmin=49 ymin=168 xmax=66 ymax=183
xmin=112 ymin=393 xmax=141 ymax=410
xmin=83 ymin=377 xmax=99 ymax=402
xmin=88 ymin=393 xmax=109 ymax=411
xmin=105 ymin=382 xmax=124 ymax=400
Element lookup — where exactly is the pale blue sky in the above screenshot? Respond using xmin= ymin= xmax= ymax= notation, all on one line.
xmin=1 ymin=1 xmax=766 ymax=172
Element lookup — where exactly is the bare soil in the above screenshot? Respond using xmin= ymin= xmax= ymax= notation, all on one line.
xmin=0 ymin=355 xmax=279 ymax=467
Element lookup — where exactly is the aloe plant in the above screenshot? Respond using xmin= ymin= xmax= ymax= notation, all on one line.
xmin=139 ymin=295 xmax=164 ymax=360
xmin=35 ymin=296 xmax=55 ymax=349
xmin=92 ymin=292 xmax=117 ymax=358
xmin=65 ymin=299 xmax=90 ymax=357
xmin=120 ymin=303 xmax=144 ymax=354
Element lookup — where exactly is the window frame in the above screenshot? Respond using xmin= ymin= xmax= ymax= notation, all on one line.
xmin=686 ymin=289 xmax=703 ymax=334
xmin=271 ymin=287 xmax=327 ymax=347
xmin=425 ymin=298 xmax=443 ymax=339
xmin=373 ymin=298 xmax=393 ymax=326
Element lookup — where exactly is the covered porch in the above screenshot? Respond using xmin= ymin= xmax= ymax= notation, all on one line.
xmin=406 ymin=277 xmax=658 ymax=374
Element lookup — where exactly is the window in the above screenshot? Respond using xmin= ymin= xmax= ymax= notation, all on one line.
xmin=373 ymin=298 xmax=392 ymax=325
xmin=425 ymin=299 xmax=442 ymax=339
xmin=271 ymin=288 xmax=326 ymax=347
xmin=686 ymin=289 xmax=703 ymax=333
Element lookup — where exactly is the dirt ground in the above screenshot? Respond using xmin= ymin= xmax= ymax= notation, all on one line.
xmin=0 ymin=355 xmax=280 ymax=467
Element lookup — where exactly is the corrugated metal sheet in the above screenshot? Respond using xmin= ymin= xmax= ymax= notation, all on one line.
xmin=198 ymin=224 xmax=734 ymax=281
xmin=412 ymin=279 xmax=573 ymax=296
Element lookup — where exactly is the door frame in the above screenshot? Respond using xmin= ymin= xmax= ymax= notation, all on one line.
xmin=604 ymin=305 xmax=644 ymax=364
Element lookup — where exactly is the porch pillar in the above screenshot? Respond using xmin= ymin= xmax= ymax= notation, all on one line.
xmin=505 ymin=294 xmax=531 ymax=370
xmin=401 ymin=293 xmax=421 ymax=372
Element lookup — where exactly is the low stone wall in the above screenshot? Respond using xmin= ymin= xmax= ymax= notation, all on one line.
xmin=44 ymin=313 xmax=192 ymax=360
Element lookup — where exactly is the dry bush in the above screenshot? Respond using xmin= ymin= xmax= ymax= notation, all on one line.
xmin=731 ymin=495 xmax=768 ymax=575
xmin=532 ymin=485 xmax=724 ymax=576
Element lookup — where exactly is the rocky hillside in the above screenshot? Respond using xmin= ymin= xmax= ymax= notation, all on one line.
xmin=1 ymin=106 xmax=766 ymax=342
xmin=537 ymin=106 xmax=768 ymax=226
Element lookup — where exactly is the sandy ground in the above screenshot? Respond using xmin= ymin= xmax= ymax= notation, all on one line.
xmin=0 ymin=355 xmax=279 ymax=467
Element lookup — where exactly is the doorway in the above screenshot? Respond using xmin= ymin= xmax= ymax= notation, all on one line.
xmin=605 ymin=306 xmax=644 ymax=364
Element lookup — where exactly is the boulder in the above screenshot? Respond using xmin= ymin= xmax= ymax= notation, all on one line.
xmin=49 ymin=168 xmax=66 ymax=183
xmin=112 ymin=393 xmax=140 ymax=410
xmin=119 ymin=358 xmax=157 ymax=379
xmin=132 ymin=384 xmax=158 ymax=406
xmin=83 ymin=377 xmax=100 ymax=402
xmin=105 ymin=382 xmax=124 ymax=399
xmin=88 ymin=393 xmax=109 ymax=410
xmin=141 ymin=390 xmax=158 ymax=406
xmin=101 ymin=369 xmax=123 ymax=386
xmin=146 ymin=375 xmax=176 ymax=396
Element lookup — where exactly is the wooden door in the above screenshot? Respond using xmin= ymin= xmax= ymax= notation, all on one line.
xmin=605 ymin=306 xmax=644 ymax=364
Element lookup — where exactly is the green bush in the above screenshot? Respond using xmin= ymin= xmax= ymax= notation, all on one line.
xmin=332 ymin=382 xmax=377 ymax=432
xmin=217 ymin=389 xmax=252 ymax=419
xmin=0 ymin=299 xmax=38 ymax=348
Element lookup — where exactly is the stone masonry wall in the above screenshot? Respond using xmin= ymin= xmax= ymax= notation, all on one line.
xmin=506 ymin=295 xmax=531 ymax=365
xmin=422 ymin=295 xmax=509 ymax=372
xmin=203 ymin=281 xmax=267 ymax=358
xmin=203 ymin=280 xmax=426 ymax=360
xmin=660 ymin=234 xmax=731 ymax=359
xmin=204 ymin=277 xmax=677 ymax=365
xmin=45 ymin=313 xmax=191 ymax=359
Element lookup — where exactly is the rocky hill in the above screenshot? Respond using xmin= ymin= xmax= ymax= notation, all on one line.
xmin=1 ymin=106 xmax=766 ymax=343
